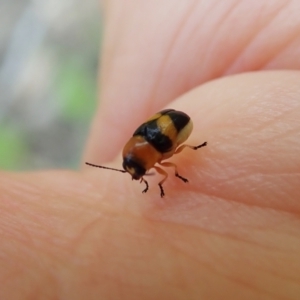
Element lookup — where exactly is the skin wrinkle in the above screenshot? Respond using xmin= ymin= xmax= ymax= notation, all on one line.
xmin=55 ymin=224 xmax=132 ymax=299
xmin=165 ymin=244 xmax=223 ymax=287
xmin=88 ymin=188 xmax=300 ymax=300
xmin=240 ymin=106 xmax=300 ymax=137
xmin=142 ymin=139 xmax=295 ymax=214
xmin=248 ymin=229 xmax=300 ymax=258
xmin=102 ymin=3 xmax=177 ymax=108
xmin=261 ymin=28 xmax=300 ymax=69
xmin=1 ymin=255 xmax=57 ymax=299
xmin=147 ymin=227 xmax=225 ymax=289
xmin=83 ymin=170 xmax=118 ymax=200
xmin=15 ymin=214 xmax=77 ymax=252
xmin=217 ymin=170 xmax=299 ymax=193
xmin=24 ymin=231 xmax=68 ymax=268
xmin=96 ymin=224 xmax=176 ymax=282
xmin=146 ymin=191 xmax=299 ymax=240
xmin=147 ymin=1 xmax=199 ymax=109
xmin=27 ymin=270 xmax=59 ymax=300
xmin=208 ymin=189 xmax=298 ymax=215
xmin=224 ymin=1 xmax=292 ymax=73
xmin=201 ymin=0 xmax=246 ymax=74
xmin=0 ymin=174 xmax=42 ymax=203
xmin=233 ymin=7 xmax=300 ymax=73
xmin=214 ymin=110 xmax=299 ymax=145
xmin=231 ymin=278 xmax=287 ymax=300
xmin=213 ymin=245 xmax=297 ymax=299
xmin=200 ymin=182 xmax=300 ymax=216
xmin=69 ymin=216 xmax=106 ymax=256
xmin=1 ymin=177 xmax=114 ymax=259
xmin=249 ymin=268 xmax=300 ymax=300
xmin=264 ymin=36 xmax=300 ymax=69
xmin=165 ymin=1 xmax=231 ymax=88
xmin=184 ymin=142 xmax=300 ymax=212
xmin=161 ymin=1 xmax=232 ymax=88
xmin=246 ymin=126 xmax=300 ymax=145
xmin=72 ymin=208 xmax=289 ymax=266
xmin=254 ymin=0 xmax=299 ymax=70
xmin=226 ymin=267 xmax=290 ymax=300
xmin=247 ymin=172 xmax=299 ymax=199
xmin=152 ymin=223 xmax=292 ymax=299
xmin=257 ymin=171 xmax=300 ymax=176
xmin=0 ymin=211 xmax=38 ymax=251
xmin=69 ymin=213 xmax=148 ymax=261
xmin=0 ymin=268 xmax=24 ymax=288
xmin=157 ymin=222 xmax=265 ymax=253
xmin=214 ymin=150 xmax=298 ymax=174
xmin=149 ymin=205 xmax=300 ymax=254
xmin=182 ymin=2 xmax=235 ymax=81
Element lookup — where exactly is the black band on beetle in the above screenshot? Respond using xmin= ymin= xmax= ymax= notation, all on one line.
xmin=133 ymin=121 xmax=173 ymax=153
xmin=167 ymin=110 xmax=190 ymax=132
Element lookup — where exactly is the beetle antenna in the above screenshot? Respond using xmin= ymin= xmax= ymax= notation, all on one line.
xmin=85 ymin=162 xmax=126 ymax=173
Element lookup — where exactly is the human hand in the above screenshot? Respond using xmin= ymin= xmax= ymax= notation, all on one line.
xmin=1 ymin=1 xmax=300 ymax=299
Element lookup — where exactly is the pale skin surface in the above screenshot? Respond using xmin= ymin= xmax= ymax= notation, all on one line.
xmin=1 ymin=1 xmax=300 ymax=299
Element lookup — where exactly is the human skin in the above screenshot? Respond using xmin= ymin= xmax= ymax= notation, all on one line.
xmin=1 ymin=1 xmax=300 ymax=299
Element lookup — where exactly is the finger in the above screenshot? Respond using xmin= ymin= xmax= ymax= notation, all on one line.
xmin=2 ymin=71 xmax=300 ymax=298
xmin=85 ymin=70 xmax=300 ymax=214
xmin=83 ymin=0 xmax=300 ymax=164
xmin=84 ymin=70 xmax=300 ymax=298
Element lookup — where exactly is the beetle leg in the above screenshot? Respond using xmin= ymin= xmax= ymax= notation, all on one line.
xmin=175 ymin=141 xmax=207 ymax=154
xmin=153 ymin=166 xmax=168 ymax=197
xmin=140 ymin=177 xmax=149 ymax=194
xmin=159 ymin=161 xmax=188 ymax=183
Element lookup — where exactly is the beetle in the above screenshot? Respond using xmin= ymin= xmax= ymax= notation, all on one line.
xmin=86 ymin=109 xmax=207 ymax=197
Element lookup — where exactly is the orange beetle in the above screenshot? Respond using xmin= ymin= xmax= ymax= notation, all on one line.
xmin=86 ymin=109 xmax=207 ymax=197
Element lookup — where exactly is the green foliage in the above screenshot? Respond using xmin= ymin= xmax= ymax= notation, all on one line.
xmin=56 ymin=59 xmax=97 ymax=121
xmin=0 ymin=128 xmax=28 ymax=170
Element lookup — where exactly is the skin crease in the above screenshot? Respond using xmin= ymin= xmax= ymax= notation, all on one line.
xmin=1 ymin=1 xmax=300 ymax=300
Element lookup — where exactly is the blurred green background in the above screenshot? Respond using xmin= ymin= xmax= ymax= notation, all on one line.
xmin=0 ymin=0 xmax=100 ymax=170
